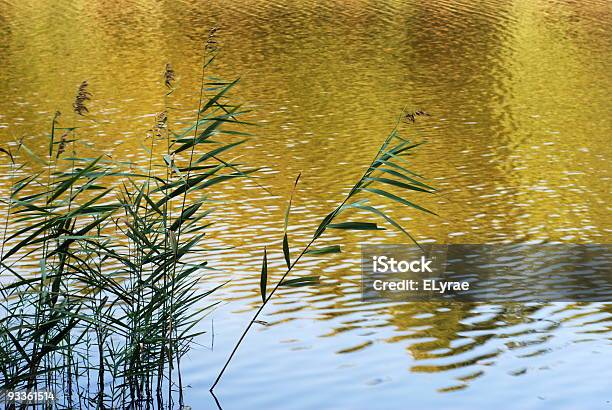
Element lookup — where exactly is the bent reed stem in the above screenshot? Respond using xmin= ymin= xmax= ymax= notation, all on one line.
xmin=210 ymin=131 xmax=393 ymax=391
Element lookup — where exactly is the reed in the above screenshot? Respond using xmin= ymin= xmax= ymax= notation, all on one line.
xmin=211 ymin=113 xmax=437 ymax=392
xmin=0 ymin=30 xmax=257 ymax=408
xmin=0 ymin=30 xmax=436 ymax=409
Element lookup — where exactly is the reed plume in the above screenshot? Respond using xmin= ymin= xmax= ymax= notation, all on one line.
xmin=404 ymin=110 xmax=431 ymax=124
xmin=148 ymin=110 xmax=168 ymax=138
xmin=205 ymin=26 xmax=219 ymax=53
xmin=52 ymin=110 xmax=61 ymax=125
xmin=55 ymin=131 xmax=69 ymax=158
xmin=164 ymin=63 xmax=176 ymax=89
xmin=73 ymin=80 xmax=91 ymax=115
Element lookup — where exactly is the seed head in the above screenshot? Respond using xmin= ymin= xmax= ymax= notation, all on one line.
xmin=73 ymin=81 xmax=91 ymax=116
xmin=56 ymin=132 xmax=69 ymax=158
xmin=164 ymin=63 xmax=175 ymax=89
xmin=205 ymin=27 xmax=219 ymax=53
xmin=404 ymin=110 xmax=431 ymax=124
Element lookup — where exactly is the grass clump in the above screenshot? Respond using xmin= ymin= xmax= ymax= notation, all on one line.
xmin=0 ymin=30 xmax=256 ymax=408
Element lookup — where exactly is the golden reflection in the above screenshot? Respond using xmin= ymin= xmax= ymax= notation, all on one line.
xmin=1 ymin=0 xmax=611 ymax=395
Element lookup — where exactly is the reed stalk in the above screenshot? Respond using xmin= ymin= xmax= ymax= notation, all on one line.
xmin=210 ymin=115 xmax=436 ymax=391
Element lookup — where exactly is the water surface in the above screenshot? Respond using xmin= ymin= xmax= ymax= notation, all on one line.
xmin=0 ymin=0 xmax=611 ymax=408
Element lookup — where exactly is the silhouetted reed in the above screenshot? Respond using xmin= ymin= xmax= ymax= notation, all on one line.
xmin=0 ymin=33 xmax=436 ymax=410
xmin=0 ymin=38 xmax=257 ymax=408
xmin=73 ymin=80 xmax=91 ymax=116
xmin=164 ymin=64 xmax=176 ymax=90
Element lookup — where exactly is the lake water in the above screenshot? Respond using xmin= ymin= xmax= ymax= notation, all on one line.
xmin=0 ymin=0 xmax=611 ymax=409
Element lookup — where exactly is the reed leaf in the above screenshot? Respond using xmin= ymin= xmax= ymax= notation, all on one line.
xmin=304 ymin=245 xmax=341 ymax=255
xmin=260 ymin=248 xmax=268 ymax=303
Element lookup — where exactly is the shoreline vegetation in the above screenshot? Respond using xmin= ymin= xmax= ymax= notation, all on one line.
xmin=0 ymin=29 xmax=435 ymax=409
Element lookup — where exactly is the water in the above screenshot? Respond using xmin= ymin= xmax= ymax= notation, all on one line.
xmin=0 ymin=0 xmax=611 ymax=408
